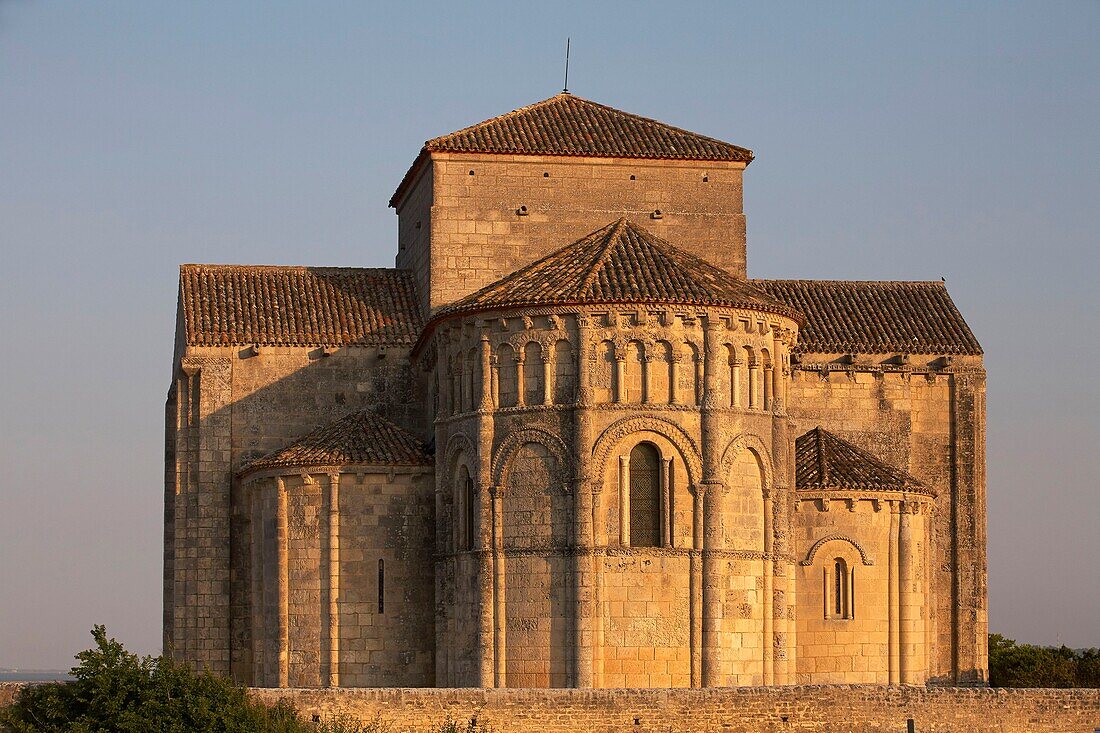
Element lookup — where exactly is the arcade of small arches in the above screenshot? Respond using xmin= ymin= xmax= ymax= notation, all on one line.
xmin=432 ymin=310 xmax=795 ymax=418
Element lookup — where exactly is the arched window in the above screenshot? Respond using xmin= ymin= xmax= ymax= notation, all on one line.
xmin=628 ymin=443 xmax=661 ymax=547
xmin=828 ymin=557 xmax=853 ymax=620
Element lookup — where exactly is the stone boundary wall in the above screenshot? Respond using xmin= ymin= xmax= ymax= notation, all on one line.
xmin=252 ymin=686 xmax=1100 ymax=733
xmin=4 ymin=683 xmax=1099 ymax=732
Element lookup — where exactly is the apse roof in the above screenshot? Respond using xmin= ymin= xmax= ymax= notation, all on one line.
xmin=240 ymin=410 xmax=432 ymax=475
xmin=435 ymin=218 xmax=802 ymax=321
xmin=795 ymin=427 xmax=928 ymax=493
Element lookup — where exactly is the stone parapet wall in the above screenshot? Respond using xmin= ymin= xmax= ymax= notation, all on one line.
xmin=250 ymin=686 xmax=1100 ymax=733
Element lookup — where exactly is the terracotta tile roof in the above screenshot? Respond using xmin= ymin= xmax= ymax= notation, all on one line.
xmin=426 ymin=93 xmax=753 ymax=161
xmin=754 ymin=279 xmax=982 ymax=355
xmin=180 ymin=265 xmax=422 ymax=347
xmin=240 ymin=410 xmax=432 ymax=474
xmin=435 ymin=219 xmax=802 ymax=322
xmin=795 ymin=428 xmax=927 ymax=492
xmin=391 ymin=93 xmax=752 ymax=207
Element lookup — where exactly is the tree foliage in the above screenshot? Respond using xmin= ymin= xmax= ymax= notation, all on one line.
xmin=0 ymin=626 xmax=496 ymax=733
xmin=0 ymin=625 xmax=304 ymax=733
xmin=988 ymin=633 xmax=1099 ymax=688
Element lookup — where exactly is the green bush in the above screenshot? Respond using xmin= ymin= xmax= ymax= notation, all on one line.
xmin=988 ymin=633 xmax=1099 ymax=688
xmin=0 ymin=626 xmax=497 ymax=733
xmin=0 ymin=625 xmax=306 ymax=733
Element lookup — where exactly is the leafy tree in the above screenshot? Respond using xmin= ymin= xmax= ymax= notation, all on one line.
xmin=988 ymin=633 xmax=1098 ymax=688
xmin=0 ymin=625 xmax=305 ymax=732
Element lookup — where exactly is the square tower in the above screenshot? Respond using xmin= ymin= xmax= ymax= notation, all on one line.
xmin=391 ymin=93 xmax=754 ymax=314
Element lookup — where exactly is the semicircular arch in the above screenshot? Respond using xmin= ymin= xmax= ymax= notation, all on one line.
xmin=801 ymin=534 xmax=875 ymax=567
xmin=491 ymin=428 xmax=572 ymax=488
xmin=719 ymin=433 xmax=774 ymax=494
xmin=591 ymin=415 xmax=703 ymax=488
xmin=443 ymin=431 xmax=475 ymax=484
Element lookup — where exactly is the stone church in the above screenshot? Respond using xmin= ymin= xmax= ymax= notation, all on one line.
xmin=164 ymin=93 xmax=987 ymax=689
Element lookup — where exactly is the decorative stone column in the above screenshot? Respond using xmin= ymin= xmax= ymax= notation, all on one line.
xmin=573 ymin=313 xmax=596 ymax=687
xmin=642 ymin=353 xmax=654 ymax=404
xmin=325 ymin=472 xmax=340 ymax=688
xmin=899 ymin=502 xmax=915 ymax=685
xmin=770 ymin=338 xmax=793 ymax=684
xmin=276 ymin=477 xmax=289 ymax=688
xmin=249 ymin=481 xmax=264 ymax=686
xmin=748 ymin=357 xmax=759 ymax=409
xmin=542 ymin=352 xmax=554 ymax=405
xmin=700 ymin=314 xmax=726 ymax=686
xmin=888 ymin=501 xmax=901 ymax=685
xmin=670 ymin=352 xmax=682 ymax=405
xmin=661 ymin=459 xmax=673 ymax=548
xmin=762 ymin=487 xmax=774 ymax=685
xmin=476 ymin=332 xmax=496 ymax=686
xmin=491 ymin=484 xmax=505 ymax=687
xmin=731 ymin=351 xmax=742 ymax=408
xmin=514 ymin=349 xmax=526 ymax=408
xmin=763 ymin=363 xmax=774 ymax=412
xmin=618 ymin=455 xmax=630 ymax=546
xmin=690 ymin=484 xmax=704 ymax=687
xmin=613 ymin=351 xmax=626 ymax=404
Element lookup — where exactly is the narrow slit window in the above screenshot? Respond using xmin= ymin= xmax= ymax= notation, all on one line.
xmin=830 ymin=557 xmax=852 ymax=620
xmin=377 ymin=559 xmax=385 ymax=614
xmin=464 ymin=476 xmax=476 ymax=551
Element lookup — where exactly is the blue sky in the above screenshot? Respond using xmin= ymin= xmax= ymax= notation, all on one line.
xmin=1 ymin=1 xmax=1097 ymax=667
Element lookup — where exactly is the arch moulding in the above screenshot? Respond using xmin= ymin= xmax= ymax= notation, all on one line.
xmin=490 ymin=427 xmax=573 ymax=489
xmin=443 ymin=431 xmax=475 ymax=486
xmin=800 ymin=534 xmax=875 ymax=567
xmin=719 ymin=433 xmax=774 ymax=494
xmin=590 ymin=415 xmax=703 ymax=489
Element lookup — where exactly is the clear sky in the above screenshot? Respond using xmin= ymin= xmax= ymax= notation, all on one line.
xmin=1 ymin=1 xmax=1097 ymax=669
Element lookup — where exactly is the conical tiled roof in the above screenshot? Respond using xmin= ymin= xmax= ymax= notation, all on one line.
xmin=240 ymin=410 xmax=432 ymax=474
xmin=795 ymin=428 xmax=928 ymax=493
xmin=436 ymin=219 xmax=802 ymax=321
xmin=424 ymin=93 xmax=753 ymax=162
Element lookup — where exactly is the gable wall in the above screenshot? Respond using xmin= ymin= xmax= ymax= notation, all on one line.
xmin=785 ymin=353 xmax=986 ymax=684
xmin=165 ymin=345 xmax=427 ymax=682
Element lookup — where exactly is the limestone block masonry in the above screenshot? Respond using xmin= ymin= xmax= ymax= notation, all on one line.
xmin=165 ymin=92 xmax=992 ymax=691
xmin=251 ymin=687 xmax=1100 ymax=733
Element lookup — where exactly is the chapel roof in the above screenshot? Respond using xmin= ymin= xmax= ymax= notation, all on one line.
xmin=755 ymin=279 xmax=982 ymax=356
xmin=179 ymin=264 xmax=422 ymax=347
xmin=240 ymin=409 xmax=432 ymax=475
xmin=795 ymin=427 xmax=929 ymax=493
xmin=434 ymin=218 xmax=803 ymax=322
xmin=391 ymin=93 xmax=752 ymax=207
